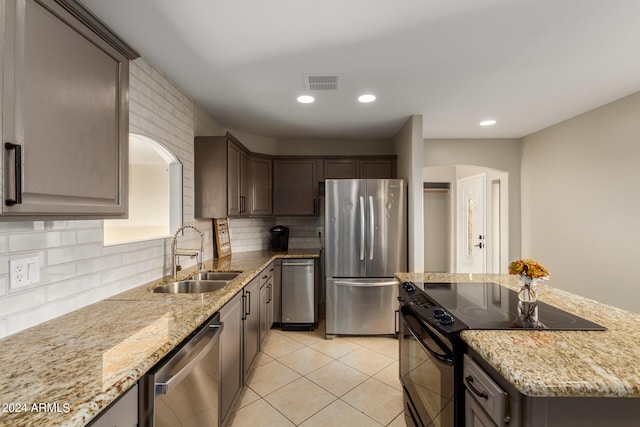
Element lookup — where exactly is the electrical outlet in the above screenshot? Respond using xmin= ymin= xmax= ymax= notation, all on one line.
xmin=316 ymin=226 xmax=322 ymax=236
xmin=10 ymin=257 xmax=40 ymax=289
xmin=204 ymin=231 xmax=210 ymax=243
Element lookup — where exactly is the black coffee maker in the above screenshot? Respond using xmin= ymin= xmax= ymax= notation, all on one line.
xmin=269 ymin=225 xmax=289 ymax=251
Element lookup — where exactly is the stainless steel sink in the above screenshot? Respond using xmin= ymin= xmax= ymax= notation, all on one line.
xmin=189 ymin=271 xmax=240 ymax=281
xmin=152 ymin=280 xmax=229 ymax=294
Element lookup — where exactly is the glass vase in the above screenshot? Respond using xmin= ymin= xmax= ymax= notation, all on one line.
xmin=518 ymin=301 xmax=539 ymax=327
xmin=518 ymin=277 xmax=539 ymax=302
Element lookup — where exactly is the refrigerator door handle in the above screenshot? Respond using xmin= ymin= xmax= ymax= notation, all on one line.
xmin=359 ymin=195 xmax=365 ymax=261
xmin=369 ymin=195 xmax=375 ymax=260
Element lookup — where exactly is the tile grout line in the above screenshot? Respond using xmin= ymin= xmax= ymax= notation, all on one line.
xmin=269 ymin=333 xmax=387 ymax=427
xmin=231 ymin=326 xmax=403 ymax=426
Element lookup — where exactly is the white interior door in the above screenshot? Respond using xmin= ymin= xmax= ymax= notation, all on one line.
xmin=456 ymin=173 xmax=486 ymax=273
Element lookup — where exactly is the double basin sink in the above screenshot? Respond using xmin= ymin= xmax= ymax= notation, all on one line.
xmin=152 ymin=271 xmax=240 ymax=294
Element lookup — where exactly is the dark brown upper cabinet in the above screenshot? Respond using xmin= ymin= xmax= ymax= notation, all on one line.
xmin=195 ymin=132 xmax=396 ymax=218
xmin=272 ymin=158 xmax=321 ymax=216
xmin=324 ymin=157 xmax=396 ymax=180
xmin=195 ymin=133 xmax=273 ymax=218
xmin=249 ymin=155 xmax=273 ymax=216
xmin=1 ymin=0 xmax=138 ymax=219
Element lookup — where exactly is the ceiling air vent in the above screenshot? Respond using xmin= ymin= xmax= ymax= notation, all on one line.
xmin=304 ymin=74 xmax=339 ymax=91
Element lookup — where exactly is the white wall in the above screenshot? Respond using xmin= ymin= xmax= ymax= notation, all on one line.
xmin=229 ymin=130 xmax=279 ymax=155
xmin=521 ymin=91 xmax=640 ymax=314
xmin=194 ymin=103 xmax=225 ymax=136
xmin=423 ymin=188 xmax=450 ymax=272
xmin=128 ymin=164 xmax=170 ymax=228
xmin=393 ymin=115 xmax=424 ymax=271
xmin=0 ymin=58 xmax=212 ymax=339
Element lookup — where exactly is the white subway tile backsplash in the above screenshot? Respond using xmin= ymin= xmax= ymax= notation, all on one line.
xmin=120 ymin=246 xmax=156 ymax=264
xmin=41 ymin=263 xmax=77 ymax=286
xmin=47 ymin=245 xmax=103 ymax=266
xmin=6 ymin=295 xmax=80 ymax=336
xmin=46 ymin=274 xmax=101 ymax=301
xmin=0 ymin=289 xmax=46 ymax=317
xmin=61 ymin=231 xmax=78 ymax=246
xmin=228 ymin=218 xmax=275 ymax=253
xmin=0 ymin=235 xmax=7 ymax=254
xmin=119 ymin=272 xmax=155 ymax=293
xmin=0 ymin=222 xmax=42 ymax=233
xmin=101 ymin=263 xmax=143 ymax=286
xmin=8 ymin=232 xmax=60 ymax=252
xmin=75 ymin=253 xmax=122 ymax=277
xmin=0 ymin=277 xmax=7 ymax=297
xmin=76 ymin=228 xmax=104 ymax=245
xmin=0 ymin=256 xmax=8 ymax=275
xmin=225 ymin=217 xmax=324 ymax=252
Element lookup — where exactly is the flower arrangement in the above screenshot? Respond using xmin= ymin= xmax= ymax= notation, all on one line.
xmin=508 ymin=259 xmax=550 ymax=280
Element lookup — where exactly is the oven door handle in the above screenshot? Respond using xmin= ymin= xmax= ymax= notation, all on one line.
xmin=402 ymin=310 xmax=454 ymax=366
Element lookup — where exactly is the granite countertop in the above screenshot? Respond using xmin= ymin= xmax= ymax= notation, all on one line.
xmin=395 ymin=272 xmax=640 ymax=399
xmin=0 ymin=250 xmax=318 ymax=427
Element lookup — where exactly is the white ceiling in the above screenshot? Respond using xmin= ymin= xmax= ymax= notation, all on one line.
xmin=80 ymin=0 xmax=640 ymax=139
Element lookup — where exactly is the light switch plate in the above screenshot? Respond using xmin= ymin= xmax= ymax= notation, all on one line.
xmin=10 ymin=256 xmax=40 ymax=289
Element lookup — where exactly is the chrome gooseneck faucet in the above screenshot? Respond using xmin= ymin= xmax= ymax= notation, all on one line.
xmin=171 ymin=224 xmax=205 ymax=279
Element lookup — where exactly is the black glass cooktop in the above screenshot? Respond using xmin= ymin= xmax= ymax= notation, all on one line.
xmin=401 ymin=282 xmax=606 ymax=331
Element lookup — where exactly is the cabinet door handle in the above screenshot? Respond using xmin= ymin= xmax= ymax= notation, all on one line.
xmin=4 ymin=143 xmax=22 ymax=206
xmin=246 ymin=290 xmax=251 ymax=316
xmin=394 ymin=309 xmax=399 ymax=334
xmin=465 ymin=375 xmax=489 ymax=400
xmin=242 ymin=294 xmax=247 ymax=320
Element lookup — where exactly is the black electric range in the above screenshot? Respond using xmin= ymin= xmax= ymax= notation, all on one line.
xmin=398 ymin=281 xmax=606 ymax=427
xmin=401 ymin=281 xmax=606 ymax=332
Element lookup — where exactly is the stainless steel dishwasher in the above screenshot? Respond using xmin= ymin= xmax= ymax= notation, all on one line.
xmin=281 ymin=258 xmax=315 ymax=330
xmin=139 ymin=313 xmax=223 ymax=427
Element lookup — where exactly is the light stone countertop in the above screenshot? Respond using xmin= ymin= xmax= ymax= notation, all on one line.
xmin=0 ymin=250 xmax=318 ymax=427
xmin=395 ymin=272 xmax=640 ymax=399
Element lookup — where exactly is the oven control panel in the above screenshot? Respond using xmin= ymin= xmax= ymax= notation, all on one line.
xmin=399 ymin=281 xmax=467 ymax=333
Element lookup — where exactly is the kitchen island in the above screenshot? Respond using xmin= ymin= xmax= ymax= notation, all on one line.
xmin=396 ymin=273 xmax=640 ymax=427
xmin=0 ymin=250 xmax=318 ymax=427
xmin=395 ymin=272 xmax=640 ymax=399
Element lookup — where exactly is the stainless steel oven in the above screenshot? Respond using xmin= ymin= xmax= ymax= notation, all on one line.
xmin=399 ymin=305 xmax=462 ymax=427
xmin=139 ymin=313 xmax=223 ymax=427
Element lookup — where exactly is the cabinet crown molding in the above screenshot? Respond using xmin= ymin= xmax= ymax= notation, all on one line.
xmin=48 ymin=0 xmax=140 ymax=59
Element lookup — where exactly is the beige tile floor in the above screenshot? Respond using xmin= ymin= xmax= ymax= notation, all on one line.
xmin=227 ymin=321 xmax=405 ymax=426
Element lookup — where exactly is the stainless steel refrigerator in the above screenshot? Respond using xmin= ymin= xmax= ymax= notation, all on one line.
xmin=325 ymin=179 xmax=407 ymax=338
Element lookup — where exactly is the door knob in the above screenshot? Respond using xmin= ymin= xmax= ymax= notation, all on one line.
xmin=474 ymin=242 xmax=484 ymax=249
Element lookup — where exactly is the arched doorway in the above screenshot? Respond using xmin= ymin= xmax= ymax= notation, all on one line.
xmin=104 ymin=134 xmax=182 ymax=245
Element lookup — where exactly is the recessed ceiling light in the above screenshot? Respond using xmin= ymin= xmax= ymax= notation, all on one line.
xmin=297 ymin=95 xmax=315 ymax=104
xmin=480 ymin=119 xmax=497 ymax=126
xmin=358 ymin=94 xmax=376 ymax=103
